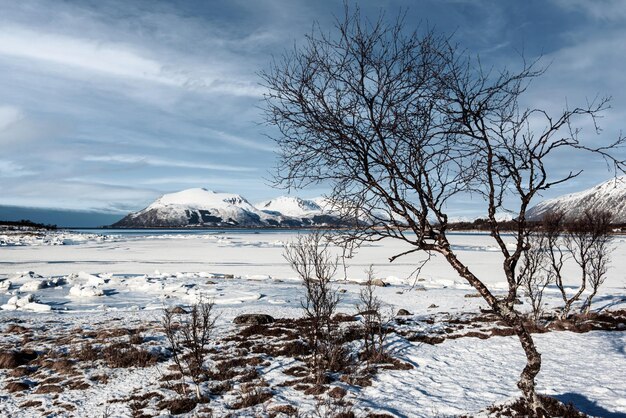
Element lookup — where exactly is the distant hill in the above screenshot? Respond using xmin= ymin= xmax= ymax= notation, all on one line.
xmin=527 ymin=176 xmax=626 ymax=222
xmin=111 ymin=188 xmax=348 ymax=228
xmin=0 ymin=205 xmax=121 ymax=228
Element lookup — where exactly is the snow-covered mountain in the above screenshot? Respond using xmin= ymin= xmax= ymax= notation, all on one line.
xmin=255 ymin=196 xmax=324 ymax=217
xmin=112 ymin=189 xmax=345 ymax=228
xmin=113 ymin=189 xmax=278 ymax=228
xmin=527 ymin=176 xmax=626 ymax=222
xmin=254 ymin=196 xmax=345 ymax=227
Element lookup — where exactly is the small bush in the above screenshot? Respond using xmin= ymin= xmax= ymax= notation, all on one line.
xmin=102 ymin=342 xmax=160 ymax=368
xmin=232 ymin=385 xmax=273 ymax=409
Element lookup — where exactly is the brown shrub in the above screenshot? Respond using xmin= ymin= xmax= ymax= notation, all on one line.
xmin=9 ymin=366 xmax=35 ymax=377
xmin=407 ymin=334 xmax=444 ymax=345
xmin=283 ymin=365 xmax=309 ymax=377
xmin=157 ymin=398 xmax=198 ymax=415
xmin=53 ymin=401 xmax=76 ymax=411
xmin=5 ymin=381 xmax=30 ymax=392
xmin=231 ymin=386 xmax=273 ymax=409
xmin=209 ymin=381 xmax=232 ymax=395
xmin=96 ymin=328 xmax=130 ymax=340
xmin=129 ymin=333 xmax=144 ymax=345
xmin=20 ymin=400 xmax=42 ymax=408
xmin=35 ymin=384 xmax=63 ymax=394
xmin=269 ymin=404 xmax=298 ymax=417
xmin=304 ymin=385 xmax=328 ymax=395
xmin=102 ymin=342 xmax=160 ymax=368
xmin=265 ymin=340 xmax=310 ymax=357
xmin=47 ymin=359 xmax=77 ymax=375
xmin=328 ymin=386 xmax=347 ymax=399
xmin=90 ymin=374 xmax=109 ymax=384
xmin=160 ymin=372 xmax=183 ymax=382
xmin=485 ymin=395 xmax=588 ymax=417
xmin=40 ymin=376 xmax=64 ymax=385
xmin=0 ymin=349 xmax=38 ymax=368
xmin=333 ymin=313 xmax=357 ymax=322
xmin=6 ymin=324 xmax=29 ymax=333
xmin=67 ymin=379 xmax=91 ymax=390
xmin=75 ymin=344 xmax=99 ymax=363
xmin=238 ymin=368 xmax=260 ymax=383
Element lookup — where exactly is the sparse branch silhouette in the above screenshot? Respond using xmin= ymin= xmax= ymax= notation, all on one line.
xmin=262 ymin=6 xmax=625 ymax=416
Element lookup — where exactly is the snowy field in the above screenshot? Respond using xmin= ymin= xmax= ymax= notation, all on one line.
xmin=0 ymin=229 xmax=625 ymax=417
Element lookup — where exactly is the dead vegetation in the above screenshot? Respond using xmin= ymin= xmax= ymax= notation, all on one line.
xmin=0 ymin=300 xmax=622 ymax=417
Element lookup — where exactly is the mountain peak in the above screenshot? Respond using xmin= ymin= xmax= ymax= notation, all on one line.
xmin=527 ymin=176 xmax=626 ymax=222
xmin=256 ymin=195 xmax=323 ymax=217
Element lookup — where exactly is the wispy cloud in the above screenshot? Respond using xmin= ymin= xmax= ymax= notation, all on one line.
xmin=0 ymin=159 xmax=36 ymax=178
xmin=83 ymin=154 xmax=257 ymax=172
xmin=0 ymin=0 xmax=625 ymax=214
xmin=551 ymin=0 xmax=626 ymax=21
xmin=0 ymin=25 xmax=262 ymax=97
xmin=0 ymin=105 xmax=23 ymax=130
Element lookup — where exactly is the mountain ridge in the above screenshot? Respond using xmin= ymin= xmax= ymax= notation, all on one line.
xmin=112 ymin=189 xmax=345 ymax=228
xmin=527 ymin=176 xmax=626 ymax=222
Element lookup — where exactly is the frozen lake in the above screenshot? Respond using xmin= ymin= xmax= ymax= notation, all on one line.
xmin=0 ymin=229 xmax=624 ymax=417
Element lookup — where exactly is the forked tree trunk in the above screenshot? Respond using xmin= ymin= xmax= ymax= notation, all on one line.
xmin=560 ymin=282 xmax=586 ymax=320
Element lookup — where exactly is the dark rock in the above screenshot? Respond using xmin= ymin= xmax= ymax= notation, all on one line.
xmin=333 ymin=313 xmax=357 ymax=322
xmin=428 ymin=304 xmax=439 ymax=309
xmin=361 ymin=278 xmax=387 ymax=287
xmin=397 ymin=309 xmax=412 ymax=316
xmin=168 ymin=306 xmax=188 ymax=314
xmin=233 ymin=314 xmax=275 ymax=325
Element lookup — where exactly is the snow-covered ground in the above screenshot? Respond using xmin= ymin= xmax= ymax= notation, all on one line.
xmin=0 ymin=229 xmax=624 ymax=417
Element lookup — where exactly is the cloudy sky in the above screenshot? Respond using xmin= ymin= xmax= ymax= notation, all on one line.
xmin=1 ymin=0 xmax=626 ymax=220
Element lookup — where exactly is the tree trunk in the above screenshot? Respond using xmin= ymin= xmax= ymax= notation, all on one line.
xmin=442 ymin=248 xmax=545 ymax=416
xmin=581 ymin=290 xmax=597 ymax=314
xmin=560 ymin=282 xmax=585 ymax=320
xmin=510 ymin=316 xmax=545 ymax=417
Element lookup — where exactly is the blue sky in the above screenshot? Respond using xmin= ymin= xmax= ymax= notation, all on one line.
xmin=1 ymin=0 xmax=626 ymax=220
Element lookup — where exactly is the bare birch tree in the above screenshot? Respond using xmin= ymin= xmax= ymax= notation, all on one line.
xmin=283 ymin=231 xmax=343 ymax=384
xmin=518 ymin=232 xmax=551 ymax=323
xmin=262 ymin=7 xmax=625 ymax=415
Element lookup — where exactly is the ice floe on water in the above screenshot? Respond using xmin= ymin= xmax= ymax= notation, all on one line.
xmin=0 ymin=228 xmax=120 ymax=247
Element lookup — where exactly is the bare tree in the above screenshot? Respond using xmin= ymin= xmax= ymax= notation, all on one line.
xmin=574 ymin=210 xmax=613 ymax=314
xmin=162 ymin=296 xmax=217 ymax=399
xmin=262 ymin=7 xmax=625 ymax=415
xmin=357 ymin=266 xmax=390 ymax=364
xmin=518 ymin=232 xmax=551 ymax=323
xmin=284 ymin=232 xmax=344 ymax=384
xmin=545 ymin=209 xmax=614 ymax=318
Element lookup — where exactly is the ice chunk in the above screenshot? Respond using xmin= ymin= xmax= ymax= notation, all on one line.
xmin=23 ymin=302 xmax=52 ymax=312
xmin=69 ymin=285 xmax=104 ymax=298
xmin=19 ymin=280 xmax=48 ymax=292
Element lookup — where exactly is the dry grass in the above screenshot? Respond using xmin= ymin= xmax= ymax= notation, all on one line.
xmin=231 ymin=385 xmax=273 ymax=409
xmin=5 ymin=381 xmax=30 ymax=392
xmin=157 ymin=397 xmax=199 ymax=415
xmin=102 ymin=342 xmax=160 ymax=368
xmin=478 ymin=395 xmax=588 ymax=418
xmin=269 ymin=404 xmax=299 ymax=417
xmin=19 ymin=400 xmax=42 ymax=408
xmin=34 ymin=384 xmax=63 ymax=394
xmin=0 ymin=349 xmax=38 ymax=368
